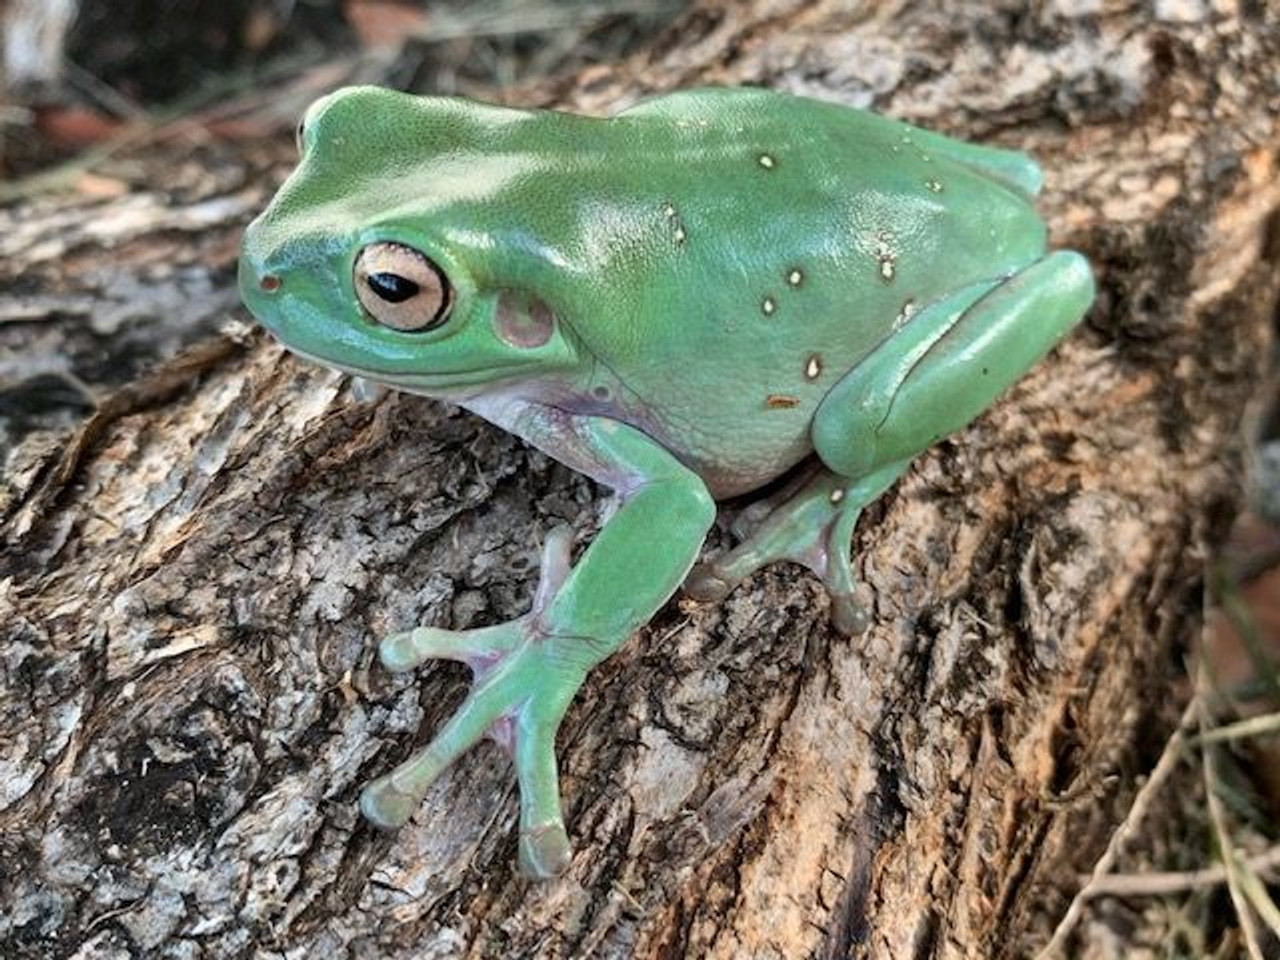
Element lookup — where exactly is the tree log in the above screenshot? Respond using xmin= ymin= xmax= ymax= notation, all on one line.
xmin=3 ymin=2 xmax=1278 ymax=957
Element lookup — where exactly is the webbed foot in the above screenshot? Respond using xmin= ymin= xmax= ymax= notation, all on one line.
xmin=684 ymin=463 xmax=906 ymax=635
xmin=361 ymin=528 xmax=587 ymax=878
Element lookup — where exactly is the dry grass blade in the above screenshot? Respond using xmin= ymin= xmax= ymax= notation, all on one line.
xmin=1234 ymin=853 xmax=1280 ymax=939
xmin=1078 ymin=845 xmax=1280 ymax=899
xmin=1193 ymin=710 xmax=1280 ymax=744
xmin=1199 ymin=678 xmax=1273 ymax=960
xmin=1035 ymin=698 xmax=1199 ymax=959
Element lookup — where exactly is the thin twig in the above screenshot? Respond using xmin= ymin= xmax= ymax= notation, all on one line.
xmin=1035 ymin=697 xmax=1198 ymax=960
xmin=1235 ymin=857 xmax=1280 ymax=939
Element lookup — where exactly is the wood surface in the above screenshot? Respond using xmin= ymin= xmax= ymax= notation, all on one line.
xmin=3 ymin=2 xmax=1279 ymax=957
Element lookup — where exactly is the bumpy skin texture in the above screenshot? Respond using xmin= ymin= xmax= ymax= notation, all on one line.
xmin=238 ymin=86 xmax=1095 ymax=877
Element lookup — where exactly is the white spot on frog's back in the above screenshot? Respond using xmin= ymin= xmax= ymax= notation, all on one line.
xmin=758 ymin=154 xmax=776 ymax=170
xmin=876 ymin=233 xmax=897 ymax=283
xmin=762 ymin=296 xmax=777 ymax=316
xmin=845 ymin=186 xmax=945 ymax=290
xmin=661 ymin=201 xmax=687 ymax=246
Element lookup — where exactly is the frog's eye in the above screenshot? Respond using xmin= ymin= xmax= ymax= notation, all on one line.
xmin=295 ymin=116 xmax=307 ymax=154
xmin=354 ymin=243 xmax=453 ymax=332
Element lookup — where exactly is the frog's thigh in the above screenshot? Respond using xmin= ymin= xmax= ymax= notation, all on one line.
xmin=812 ymin=251 xmax=1094 ymax=480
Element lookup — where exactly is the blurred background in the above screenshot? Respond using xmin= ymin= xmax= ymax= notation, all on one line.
xmin=1 ymin=0 xmax=688 ymax=179
xmin=0 ymin=0 xmax=688 ymax=446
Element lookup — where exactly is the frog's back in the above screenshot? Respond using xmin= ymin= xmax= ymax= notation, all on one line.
xmin=547 ymin=88 xmax=1051 ymax=494
xmin=591 ymin=88 xmax=1049 ymax=343
xmin=618 ymin=88 xmax=1044 ymax=196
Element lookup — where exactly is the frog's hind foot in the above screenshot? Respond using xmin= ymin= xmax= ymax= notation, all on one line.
xmin=360 ymin=527 xmax=583 ymax=878
xmin=684 ymin=463 xmax=906 ymax=635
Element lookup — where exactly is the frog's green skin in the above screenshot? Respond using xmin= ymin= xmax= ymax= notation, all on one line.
xmin=239 ymin=85 xmax=1094 ymax=878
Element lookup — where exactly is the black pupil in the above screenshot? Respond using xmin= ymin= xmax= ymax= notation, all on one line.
xmin=367 ymin=272 xmax=419 ymax=304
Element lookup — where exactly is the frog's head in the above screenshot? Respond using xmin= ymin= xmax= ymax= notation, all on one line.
xmin=239 ymin=86 xmax=582 ymax=397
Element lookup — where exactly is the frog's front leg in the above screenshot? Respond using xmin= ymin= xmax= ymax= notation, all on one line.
xmin=360 ymin=405 xmax=715 ymax=878
xmin=687 ymin=251 xmax=1094 ymax=633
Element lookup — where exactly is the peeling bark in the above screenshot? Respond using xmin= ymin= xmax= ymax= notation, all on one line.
xmin=3 ymin=2 xmax=1279 ymax=958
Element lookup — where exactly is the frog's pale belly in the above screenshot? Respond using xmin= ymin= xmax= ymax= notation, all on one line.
xmin=635 ymin=404 xmax=814 ymax=499
xmin=558 ymin=383 xmax=809 ymax=499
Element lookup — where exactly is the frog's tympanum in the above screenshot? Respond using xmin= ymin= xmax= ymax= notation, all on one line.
xmin=239 ymin=86 xmax=1094 ymax=877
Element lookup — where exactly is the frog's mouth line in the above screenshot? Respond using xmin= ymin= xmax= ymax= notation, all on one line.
xmin=274 ymin=340 xmax=536 ymax=397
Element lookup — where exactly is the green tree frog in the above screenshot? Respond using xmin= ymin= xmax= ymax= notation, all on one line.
xmin=238 ymin=86 xmax=1094 ymax=878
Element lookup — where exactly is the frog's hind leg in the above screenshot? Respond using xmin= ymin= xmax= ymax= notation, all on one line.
xmin=686 ymin=251 xmax=1094 ymax=634
xmin=812 ymin=250 xmax=1094 ymax=481
xmin=684 ymin=462 xmax=906 ymax=634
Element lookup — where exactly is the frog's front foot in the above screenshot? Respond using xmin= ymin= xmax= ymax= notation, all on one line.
xmin=361 ymin=527 xmax=588 ymax=878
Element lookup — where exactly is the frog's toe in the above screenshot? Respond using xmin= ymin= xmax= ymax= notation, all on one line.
xmin=682 ymin=563 xmax=733 ymax=603
xmin=360 ymin=774 xmax=424 ymax=829
xmin=378 ymin=629 xmax=433 ymax=673
xmin=508 ymin=666 xmax=580 ymax=877
xmin=829 ymin=592 xmax=871 ymax=636
xmin=519 ymin=819 xmax=572 ymax=878
xmin=378 ymin=622 xmax=522 ymax=673
xmin=378 ymin=529 xmax=575 ymax=674
xmin=360 ymin=665 xmax=518 ymax=828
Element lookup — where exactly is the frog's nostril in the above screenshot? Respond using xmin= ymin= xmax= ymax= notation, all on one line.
xmin=260 ymin=275 xmax=282 ymax=293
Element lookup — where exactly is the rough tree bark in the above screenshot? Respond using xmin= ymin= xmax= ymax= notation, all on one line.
xmin=3 ymin=2 xmax=1278 ymax=958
